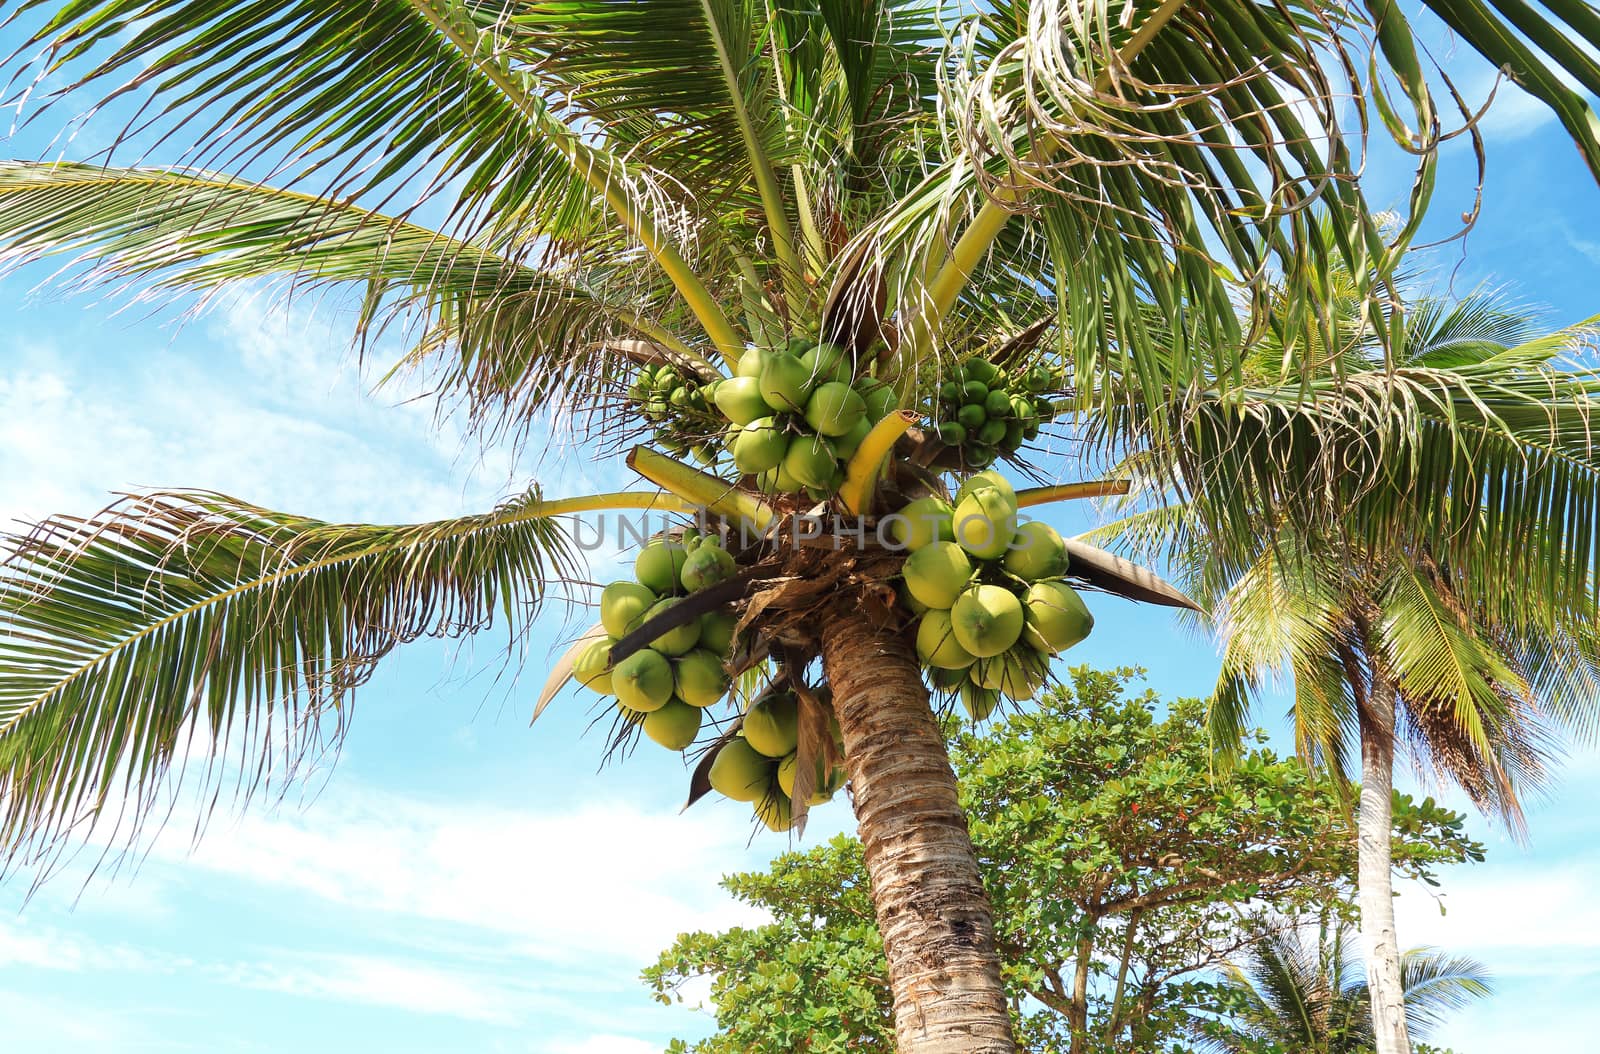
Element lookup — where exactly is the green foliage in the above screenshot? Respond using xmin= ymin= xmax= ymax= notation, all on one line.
xmin=645 ymin=668 xmax=1483 ymax=1052
xmin=1192 ymin=919 xmax=1490 ymax=1053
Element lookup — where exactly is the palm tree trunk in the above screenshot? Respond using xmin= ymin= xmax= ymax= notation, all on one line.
xmin=821 ymin=610 xmax=1015 ymax=1054
xmin=1358 ymin=674 xmax=1412 ymax=1054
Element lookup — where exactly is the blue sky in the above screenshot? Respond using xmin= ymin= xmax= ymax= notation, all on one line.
xmin=1 ymin=9 xmax=1599 ymax=1053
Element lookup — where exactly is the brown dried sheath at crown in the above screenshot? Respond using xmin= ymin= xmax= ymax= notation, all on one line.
xmin=598 ymin=338 xmax=720 ymax=383
xmin=607 ymin=569 xmax=771 ymax=666
xmin=1063 ymin=537 xmax=1203 ymax=612
xmin=820 ymin=235 xmax=889 ymax=360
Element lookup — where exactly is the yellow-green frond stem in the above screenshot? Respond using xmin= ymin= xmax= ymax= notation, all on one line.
xmin=412 ymin=0 xmax=745 ymax=364
xmin=627 ymin=446 xmax=776 ymax=531
xmin=528 ymin=492 xmax=701 ymax=517
xmin=1016 ymin=480 xmax=1133 ymax=508
xmin=898 ymin=0 xmax=1191 ymax=367
xmin=839 ymin=411 xmax=918 ymax=516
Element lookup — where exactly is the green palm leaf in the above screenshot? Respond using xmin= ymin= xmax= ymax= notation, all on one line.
xmin=0 ymin=488 xmax=580 ymax=868
xmin=4 ymin=0 xmax=744 ymax=355
xmin=0 ymin=161 xmax=714 ymax=426
xmin=1414 ymin=0 xmax=1600 ymax=182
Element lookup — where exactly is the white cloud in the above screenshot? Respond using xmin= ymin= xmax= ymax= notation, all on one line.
xmin=0 ymin=914 xmax=155 ymax=973
xmin=153 ymin=783 xmax=769 ymax=967
xmin=223 ymin=951 xmax=529 ymax=1025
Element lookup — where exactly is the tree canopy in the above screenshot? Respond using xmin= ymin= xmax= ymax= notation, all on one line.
xmin=646 ymin=667 xmax=1483 ymax=1052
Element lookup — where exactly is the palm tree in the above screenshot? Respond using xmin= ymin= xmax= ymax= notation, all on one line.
xmin=1198 ymin=920 xmax=1491 ymax=1054
xmin=0 ymin=2 xmax=1597 ymax=1051
xmin=1098 ymin=279 xmax=1600 ymax=1053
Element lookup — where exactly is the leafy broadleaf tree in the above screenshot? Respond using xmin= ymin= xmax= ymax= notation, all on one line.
xmin=1097 ymin=274 xmax=1600 ymax=1054
xmin=0 ymin=2 xmax=1594 ymax=1049
xmin=646 ymin=669 xmax=1484 ymax=1053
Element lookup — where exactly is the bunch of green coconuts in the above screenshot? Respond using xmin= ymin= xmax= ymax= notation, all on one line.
xmin=626 ymin=337 xmax=901 ymax=498
xmin=933 ymin=358 xmax=1062 ymax=467
xmin=625 ymin=363 xmax=724 ymax=464
xmin=571 ymin=530 xmax=844 ymax=832
xmin=587 ymin=349 xmax=1093 ymax=833
xmin=702 ymin=687 xmax=847 ymax=833
xmin=894 ymin=470 xmax=1094 ymax=719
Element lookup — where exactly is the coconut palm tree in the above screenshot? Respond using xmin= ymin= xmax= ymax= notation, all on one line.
xmin=1197 ymin=919 xmax=1491 ymax=1054
xmin=1096 ymin=280 xmax=1600 ymax=1053
xmin=0 ymin=2 xmax=1598 ymax=1051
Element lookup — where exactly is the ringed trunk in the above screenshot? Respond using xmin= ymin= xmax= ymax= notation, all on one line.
xmin=821 ymin=609 xmax=1016 ymax=1054
xmin=1358 ymin=677 xmax=1412 ymax=1054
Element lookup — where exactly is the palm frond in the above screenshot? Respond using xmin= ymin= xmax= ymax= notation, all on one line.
xmin=1413 ymin=0 xmax=1600 ymax=183
xmin=501 ymin=0 xmax=805 ymax=302
xmin=0 ymin=488 xmax=580 ymax=871
xmin=0 ymin=161 xmax=713 ymax=432
xmin=1397 ymin=947 xmax=1493 ymax=1036
xmin=3 ymin=0 xmax=744 ymax=356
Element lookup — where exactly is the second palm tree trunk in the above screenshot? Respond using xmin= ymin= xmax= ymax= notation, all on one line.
xmin=1358 ymin=677 xmax=1412 ymax=1054
xmin=821 ymin=611 xmax=1016 ymax=1053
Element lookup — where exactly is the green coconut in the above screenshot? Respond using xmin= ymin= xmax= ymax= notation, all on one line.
xmin=743 ymin=694 xmax=800 ymax=758
xmin=572 ymin=637 xmax=616 ymax=694
xmin=731 ymin=416 xmax=788 ymax=475
xmin=977 ymin=418 xmax=1008 ymax=445
xmin=640 ymin=597 xmax=701 ymax=656
xmin=800 ymin=343 xmax=853 ymax=386
xmin=642 ymin=698 xmax=703 ymax=751
xmin=777 ymin=751 xmax=845 ymax=805
xmin=600 ymin=580 xmax=656 ymax=638
xmin=759 ymin=353 xmax=814 ymax=412
xmin=782 ymin=433 xmax=838 ymax=490
xmin=736 ymin=346 xmax=770 ymax=379
xmin=673 ymin=648 xmax=730 ymax=707
xmin=955 ymin=469 xmax=1019 ymax=510
xmin=888 ymin=495 xmax=955 ymax=552
xmin=831 ymin=415 xmax=873 ymax=460
xmin=1002 ymin=520 xmax=1069 ymax=580
xmin=1022 ymin=580 xmax=1094 ymax=654
xmin=1000 ymin=646 xmax=1050 ymax=701
xmin=902 ymin=541 xmax=975 ymax=610
xmin=959 ymin=682 xmax=1001 ymax=722
xmin=950 ymin=584 xmax=1025 ymax=658
xmin=708 ymin=738 xmax=772 ymax=802
xmin=916 ymin=609 xmax=978 ymax=670
xmin=755 ymin=792 xmax=795 ymax=832
xmin=698 ymin=610 xmax=738 ymax=655
xmin=714 ymin=375 xmax=772 ymax=425
xmin=896 ymin=578 xmax=931 ymax=616
xmin=681 ymin=544 xmax=737 ymax=592
xmin=854 ymin=378 xmax=898 ymax=421
xmin=803 ymin=382 xmax=866 ymax=437
xmin=952 ymin=486 xmax=1018 ymax=561
xmin=611 ymin=648 xmax=674 ymax=712
xmin=635 ymin=540 xmax=690 ymax=595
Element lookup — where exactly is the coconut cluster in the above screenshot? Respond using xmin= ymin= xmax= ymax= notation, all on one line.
xmin=934 ymin=359 xmax=1061 ymax=467
xmin=624 ymin=363 xmax=724 ymax=465
xmin=574 ymin=532 xmax=740 ymax=751
xmin=572 ymin=529 xmax=846 ymax=832
xmin=705 ymin=688 xmax=848 ymax=833
xmin=703 ymin=337 xmax=900 ymax=499
xmin=894 ymin=470 xmax=1094 ymax=720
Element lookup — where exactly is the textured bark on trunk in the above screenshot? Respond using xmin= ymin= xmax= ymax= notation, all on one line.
xmin=821 ymin=610 xmax=1016 ymax=1054
xmin=1358 ymin=677 xmax=1412 ymax=1054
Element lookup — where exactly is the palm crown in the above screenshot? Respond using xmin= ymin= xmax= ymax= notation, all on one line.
xmin=1 ymin=2 xmax=1598 ymax=1052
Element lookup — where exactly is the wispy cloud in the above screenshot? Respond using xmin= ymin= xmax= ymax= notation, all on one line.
xmin=158 ymin=784 xmax=770 ymax=967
